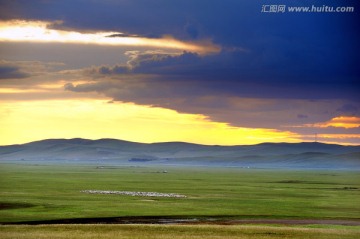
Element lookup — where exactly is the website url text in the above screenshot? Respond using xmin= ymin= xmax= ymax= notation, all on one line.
xmin=261 ymin=5 xmax=355 ymax=13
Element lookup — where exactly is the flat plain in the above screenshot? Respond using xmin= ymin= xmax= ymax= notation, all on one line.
xmin=1 ymin=163 xmax=360 ymax=238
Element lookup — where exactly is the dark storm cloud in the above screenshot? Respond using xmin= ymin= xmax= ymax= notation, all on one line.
xmin=1 ymin=0 xmax=359 ymax=102
xmin=64 ymin=46 xmax=360 ymax=129
xmin=0 ymin=0 xmax=217 ymax=39
xmin=79 ymin=49 xmax=359 ymax=100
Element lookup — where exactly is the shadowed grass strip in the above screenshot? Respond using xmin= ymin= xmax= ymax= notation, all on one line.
xmin=1 ymin=224 xmax=360 ymax=239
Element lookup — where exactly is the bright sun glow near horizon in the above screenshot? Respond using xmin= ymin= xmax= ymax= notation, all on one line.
xmin=0 ymin=99 xmax=300 ymax=146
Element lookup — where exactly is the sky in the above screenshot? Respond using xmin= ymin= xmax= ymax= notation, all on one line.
xmin=0 ymin=0 xmax=359 ymax=146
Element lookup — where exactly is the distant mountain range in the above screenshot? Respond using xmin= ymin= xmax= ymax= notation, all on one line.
xmin=0 ymin=138 xmax=359 ymax=169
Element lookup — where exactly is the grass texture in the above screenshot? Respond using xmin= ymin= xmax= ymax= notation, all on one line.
xmin=0 ymin=163 xmax=360 ymax=223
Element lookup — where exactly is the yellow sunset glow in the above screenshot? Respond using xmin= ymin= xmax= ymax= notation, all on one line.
xmin=0 ymin=100 xmax=299 ymax=146
xmin=0 ymin=20 xmax=220 ymax=54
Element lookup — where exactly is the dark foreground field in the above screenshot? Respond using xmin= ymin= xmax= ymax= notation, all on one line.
xmin=1 ymin=224 xmax=360 ymax=239
xmin=0 ymin=163 xmax=359 ymax=238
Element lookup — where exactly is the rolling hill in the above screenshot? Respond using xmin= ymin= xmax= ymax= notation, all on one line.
xmin=0 ymin=138 xmax=359 ymax=169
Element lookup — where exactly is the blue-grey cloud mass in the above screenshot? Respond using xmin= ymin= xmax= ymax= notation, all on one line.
xmin=1 ymin=0 xmax=358 ymax=99
xmin=0 ymin=65 xmax=29 ymax=79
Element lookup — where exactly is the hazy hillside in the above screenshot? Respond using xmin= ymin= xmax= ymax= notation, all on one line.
xmin=0 ymin=138 xmax=359 ymax=169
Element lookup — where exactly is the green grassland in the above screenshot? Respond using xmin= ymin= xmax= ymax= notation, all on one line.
xmin=1 ymin=163 xmax=360 ymax=223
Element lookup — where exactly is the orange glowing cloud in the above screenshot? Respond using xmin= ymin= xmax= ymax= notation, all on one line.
xmin=0 ymin=20 xmax=220 ymax=54
xmin=308 ymin=116 xmax=360 ymax=129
